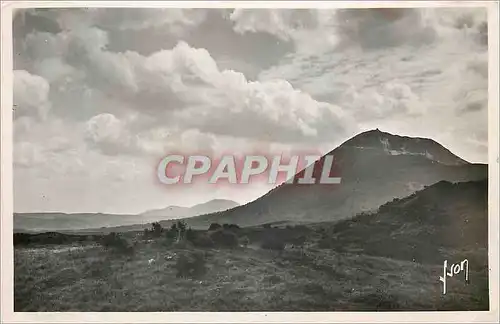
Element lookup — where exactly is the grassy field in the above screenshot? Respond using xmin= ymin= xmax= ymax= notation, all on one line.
xmin=14 ymin=225 xmax=489 ymax=312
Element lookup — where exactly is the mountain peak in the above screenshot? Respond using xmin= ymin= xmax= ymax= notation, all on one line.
xmin=338 ymin=129 xmax=468 ymax=166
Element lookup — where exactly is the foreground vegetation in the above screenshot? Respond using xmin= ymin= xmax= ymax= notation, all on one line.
xmin=14 ymin=223 xmax=488 ymax=311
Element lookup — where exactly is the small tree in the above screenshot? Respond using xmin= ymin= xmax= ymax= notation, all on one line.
xmin=177 ymin=220 xmax=187 ymax=232
xmin=170 ymin=220 xmax=187 ymax=243
xmin=151 ymin=222 xmax=163 ymax=237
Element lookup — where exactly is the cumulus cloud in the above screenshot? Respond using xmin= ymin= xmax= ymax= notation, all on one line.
xmin=84 ymin=113 xmax=135 ymax=155
xmin=341 ymin=81 xmax=424 ymax=120
xmin=18 ymin=20 xmax=355 ymax=145
xmin=13 ymin=70 xmax=51 ymax=120
xmin=84 ymin=111 xmax=220 ymax=157
xmin=174 ymin=72 xmax=355 ymax=142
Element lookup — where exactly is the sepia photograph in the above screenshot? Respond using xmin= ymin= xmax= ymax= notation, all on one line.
xmin=1 ymin=1 xmax=499 ymax=321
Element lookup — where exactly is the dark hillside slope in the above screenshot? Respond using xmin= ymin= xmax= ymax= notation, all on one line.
xmin=317 ymin=179 xmax=488 ymax=265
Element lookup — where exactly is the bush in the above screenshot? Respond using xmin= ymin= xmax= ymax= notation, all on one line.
xmin=101 ymin=232 xmax=134 ymax=254
xmin=176 ymin=251 xmax=207 ymax=279
xmin=209 ymin=229 xmax=239 ymax=248
xmin=229 ymin=224 xmax=240 ymax=230
xmin=189 ymin=234 xmax=215 ymax=248
xmin=208 ymin=223 xmax=222 ymax=231
xmin=184 ymin=228 xmax=215 ymax=248
xmin=151 ymin=222 xmax=163 ymax=237
xmin=222 ymin=223 xmax=240 ymax=230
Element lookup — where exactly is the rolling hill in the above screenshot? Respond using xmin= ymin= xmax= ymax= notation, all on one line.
xmin=14 ymin=199 xmax=239 ymax=232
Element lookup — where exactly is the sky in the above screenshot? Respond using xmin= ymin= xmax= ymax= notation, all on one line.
xmin=12 ymin=7 xmax=489 ymax=214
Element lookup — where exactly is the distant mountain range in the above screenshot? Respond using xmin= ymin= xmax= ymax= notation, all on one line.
xmin=14 ymin=129 xmax=488 ymax=233
xmin=139 ymin=199 xmax=240 ymax=219
xmin=14 ymin=199 xmax=239 ymax=232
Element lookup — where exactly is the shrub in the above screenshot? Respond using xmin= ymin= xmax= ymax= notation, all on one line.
xmin=176 ymin=251 xmax=207 ymax=278
xmin=185 ymin=228 xmax=214 ymax=248
xmin=208 ymin=223 xmax=222 ymax=231
xmin=209 ymin=229 xmax=239 ymax=248
xmin=219 ymin=223 xmax=240 ymax=232
xmin=189 ymin=234 xmax=215 ymax=248
xmin=101 ymin=232 xmax=134 ymax=255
